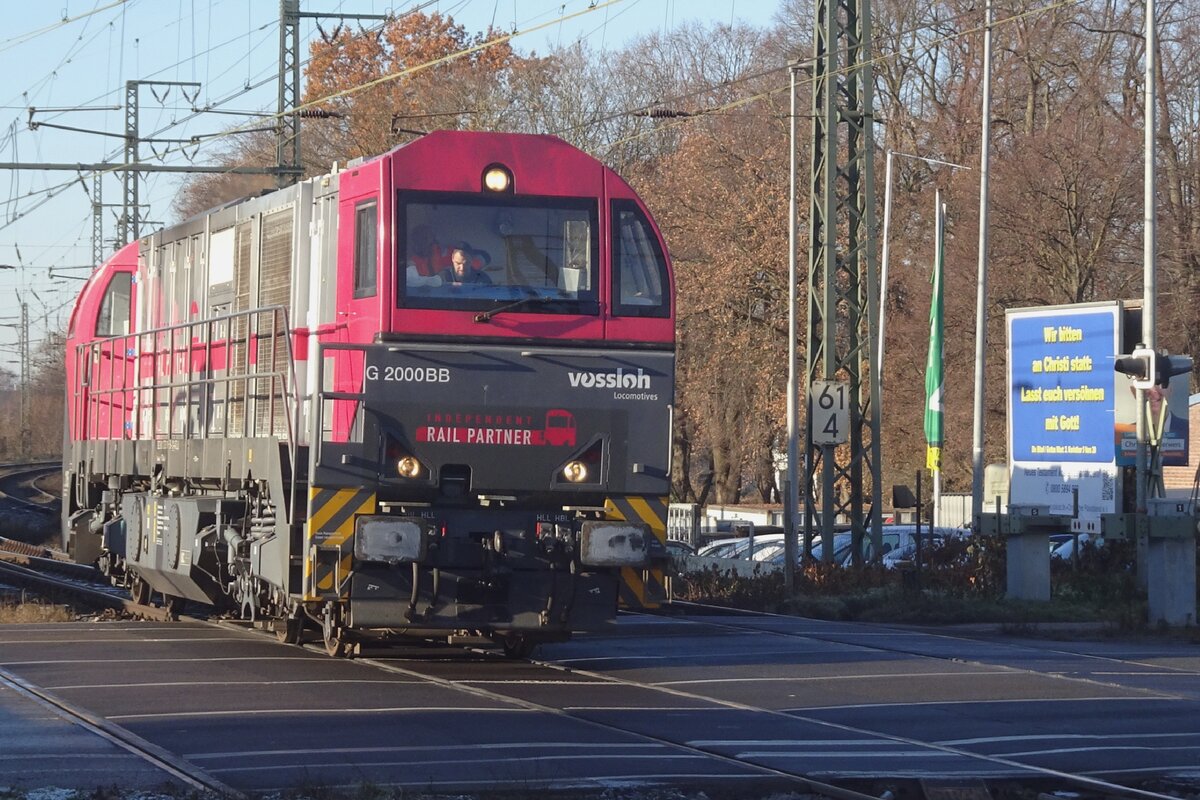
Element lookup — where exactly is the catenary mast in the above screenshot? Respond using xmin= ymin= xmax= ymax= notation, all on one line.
xmin=804 ymin=0 xmax=883 ymax=559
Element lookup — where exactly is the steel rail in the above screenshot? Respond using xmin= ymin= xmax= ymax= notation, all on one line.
xmin=0 ymin=665 xmax=244 ymax=797
xmin=212 ymin=617 xmax=882 ymax=800
xmin=222 ymin=606 xmax=1193 ymax=799
xmin=0 ymin=462 xmax=62 ymax=513
xmin=339 ymin=643 xmax=888 ymax=800
xmin=625 ymin=602 xmax=1190 ymax=800
xmin=660 ymin=599 xmax=1200 ymax=682
xmin=8 ymin=554 xmax=1186 ymax=797
xmin=0 ymin=549 xmax=96 ymax=577
xmin=0 ymin=558 xmax=172 ymax=621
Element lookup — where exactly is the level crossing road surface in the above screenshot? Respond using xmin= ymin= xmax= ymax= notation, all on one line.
xmin=0 ymin=670 xmax=188 ymax=791
xmin=1 ymin=611 xmax=1199 ymax=794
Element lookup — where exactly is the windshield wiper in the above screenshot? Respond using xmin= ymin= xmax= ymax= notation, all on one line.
xmin=473 ymin=294 xmax=558 ymax=323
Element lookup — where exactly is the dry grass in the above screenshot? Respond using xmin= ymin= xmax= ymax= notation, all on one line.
xmin=0 ymin=601 xmax=75 ymax=623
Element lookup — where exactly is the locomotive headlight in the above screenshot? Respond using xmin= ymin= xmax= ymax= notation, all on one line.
xmin=397 ymin=456 xmax=422 ymax=479
xmin=562 ymin=460 xmax=588 ymax=483
xmin=482 ymin=164 xmax=513 ymax=193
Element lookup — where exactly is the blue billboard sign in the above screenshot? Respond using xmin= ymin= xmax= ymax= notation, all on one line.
xmin=1008 ymin=306 xmax=1118 ymax=464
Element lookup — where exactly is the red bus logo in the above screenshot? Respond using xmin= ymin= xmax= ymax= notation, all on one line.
xmin=544 ymin=409 xmax=576 ymax=447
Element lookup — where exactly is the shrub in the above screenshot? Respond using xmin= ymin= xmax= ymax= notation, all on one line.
xmin=673 ymin=533 xmax=1153 ymax=626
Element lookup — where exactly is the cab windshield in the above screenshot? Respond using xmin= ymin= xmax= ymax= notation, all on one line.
xmin=399 ymin=192 xmax=599 ymax=314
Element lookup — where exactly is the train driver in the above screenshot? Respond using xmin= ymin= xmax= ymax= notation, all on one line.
xmin=439 ymin=248 xmax=492 ymax=287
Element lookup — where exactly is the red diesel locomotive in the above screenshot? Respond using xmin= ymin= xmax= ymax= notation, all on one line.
xmin=63 ymin=131 xmax=674 ymax=656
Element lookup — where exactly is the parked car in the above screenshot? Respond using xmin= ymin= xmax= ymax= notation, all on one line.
xmin=696 ymin=526 xmax=786 ymax=560
xmin=665 ymin=540 xmax=695 ymax=557
xmin=1048 ymin=533 xmax=1073 ymax=552
xmin=1051 ymin=533 xmax=1098 ymax=560
xmin=764 ymin=525 xmax=961 ymax=567
xmin=696 ymin=537 xmax=747 ymax=558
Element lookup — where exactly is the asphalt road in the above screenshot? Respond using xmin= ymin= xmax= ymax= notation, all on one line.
xmin=1 ymin=609 xmax=1199 ymax=795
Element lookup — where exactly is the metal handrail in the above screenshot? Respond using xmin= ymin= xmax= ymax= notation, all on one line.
xmin=311 ymin=341 xmax=373 ymax=473
xmin=71 ymin=305 xmax=303 ymax=520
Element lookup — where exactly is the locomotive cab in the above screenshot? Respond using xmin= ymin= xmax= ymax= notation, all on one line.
xmin=63 ymin=244 xmax=137 ymax=564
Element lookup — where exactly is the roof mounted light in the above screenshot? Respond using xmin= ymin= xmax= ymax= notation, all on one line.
xmin=482 ymin=163 xmax=513 ymax=193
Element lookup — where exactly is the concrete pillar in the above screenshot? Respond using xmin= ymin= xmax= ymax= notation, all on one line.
xmin=1006 ymin=533 xmax=1050 ymax=602
xmin=1146 ymin=538 xmax=1197 ymax=627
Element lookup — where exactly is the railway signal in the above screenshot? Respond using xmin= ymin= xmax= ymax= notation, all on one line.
xmin=1113 ymin=346 xmax=1193 ymax=389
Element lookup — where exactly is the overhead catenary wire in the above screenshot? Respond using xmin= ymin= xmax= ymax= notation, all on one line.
xmin=0 ymin=0 xmax=133 ymax=55
xmin=2 ymin=0 xmax=1091 ymax=315
xmin=0 ymin=0 xmax=639 ymax=342
xmin=600 ymin=0 xmax=1089 ymax=153
xmin=2 ymin=0 xmax=632 ymax=214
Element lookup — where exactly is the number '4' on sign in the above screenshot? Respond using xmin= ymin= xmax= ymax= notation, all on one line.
xmin=811 ymin=380 xmax=849 ymax=445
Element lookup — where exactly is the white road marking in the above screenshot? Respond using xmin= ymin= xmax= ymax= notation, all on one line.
xmin=462 ymin=679 xmax=606 ymax=685
xmin=689 ymin=739 xmax=921 ymax=747
xmin=1 ymin=656 xmax=323 ymax=666
xmin=107 ymin=706 xmax=531 ymax=721
xmin=737 ymin=750 xmax=962 ymax=759
xmin=252 ymin=773 xmax=768 ymax=791
xmin=788 ymin=695 xmax=1171 ymax=711
xmin=655 ymin=670 xmax=1012 ymax=686
xmin=45 ymin=678 xmax=420 ymax=690
xmin=942 ymin=731 xmax=1200 ymax=746
xmin=209 ymin=753 xmax=711 ymax=774
xmin=999 ymin=744 xmax=1200 ymax=758
xmin=186 ymin=742 xmax=667 ymax=759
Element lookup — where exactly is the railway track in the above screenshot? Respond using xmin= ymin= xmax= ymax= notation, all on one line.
xmin=213 ymin=618 xmax=1192 ymax=800
xmin=608 ymin=603 xmax=1200 ymax=796
xmin=0 ymin=545 xmax=174 ymax=621
xmin=255 ymin=615 xmax=1199 ymax=799
xmin=0 ymin=664 xmax=243 ymax=796
xmin=0 ymin=459 xmax=61 ymax=514
xmin=647 ymin=600 xmax=1200 ymax=683
xmin=7 ymin=555 xmax=1198 ymax=798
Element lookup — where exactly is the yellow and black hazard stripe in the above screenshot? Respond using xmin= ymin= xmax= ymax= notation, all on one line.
xmin=605 ymin=495 xmax=668 ymax=609
xmin=304 ymin=487 xmax=376 ymax=601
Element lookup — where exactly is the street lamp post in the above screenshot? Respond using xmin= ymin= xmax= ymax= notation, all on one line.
xmin=970 ymin=0 xmax=995 ymax=529
xmin=784 ymin=61 xmax=801 ymax=593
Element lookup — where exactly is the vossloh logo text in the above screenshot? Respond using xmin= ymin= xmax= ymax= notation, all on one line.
xmin=567 ymin=368 xmax=650 ymax=390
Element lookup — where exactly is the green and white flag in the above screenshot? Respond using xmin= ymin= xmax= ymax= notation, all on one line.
xmin=924 ymin=195 xmax=945 ymax=472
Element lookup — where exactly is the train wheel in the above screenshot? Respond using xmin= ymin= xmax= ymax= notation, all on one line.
xmin=130 ymin=576 xmax=151 ymax=606
xmin=275 ymin=606 xmax=304 ymax=645
xmin=323 ymin=627 xmax=352 ymax=658
xmin=164 ymin=594 xmax=186 ymax=620
xmin=499 ymin=633 xmax=536 ymax=660
xmin=321 ymin=603 xmax=353 ymax=658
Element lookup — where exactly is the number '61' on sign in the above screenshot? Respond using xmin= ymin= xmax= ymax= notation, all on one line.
xmin=811 ymin=380 xmax=849 ymax=445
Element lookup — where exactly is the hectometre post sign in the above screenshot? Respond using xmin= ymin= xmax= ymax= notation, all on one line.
xmin=811 ymin=380 xmax=849 ymax=445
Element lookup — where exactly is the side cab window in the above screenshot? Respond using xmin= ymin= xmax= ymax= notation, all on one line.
xmin=353 ymin=199 xmax=378 ymax=298
xmin=611 ymin=200 xmax=669 ymax=318
xmin=95 ymin=272 xmax=133 ymax=337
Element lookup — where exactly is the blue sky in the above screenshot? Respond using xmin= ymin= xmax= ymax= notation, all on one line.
xmin=0 ymin=0 xmax=781 ymax=373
